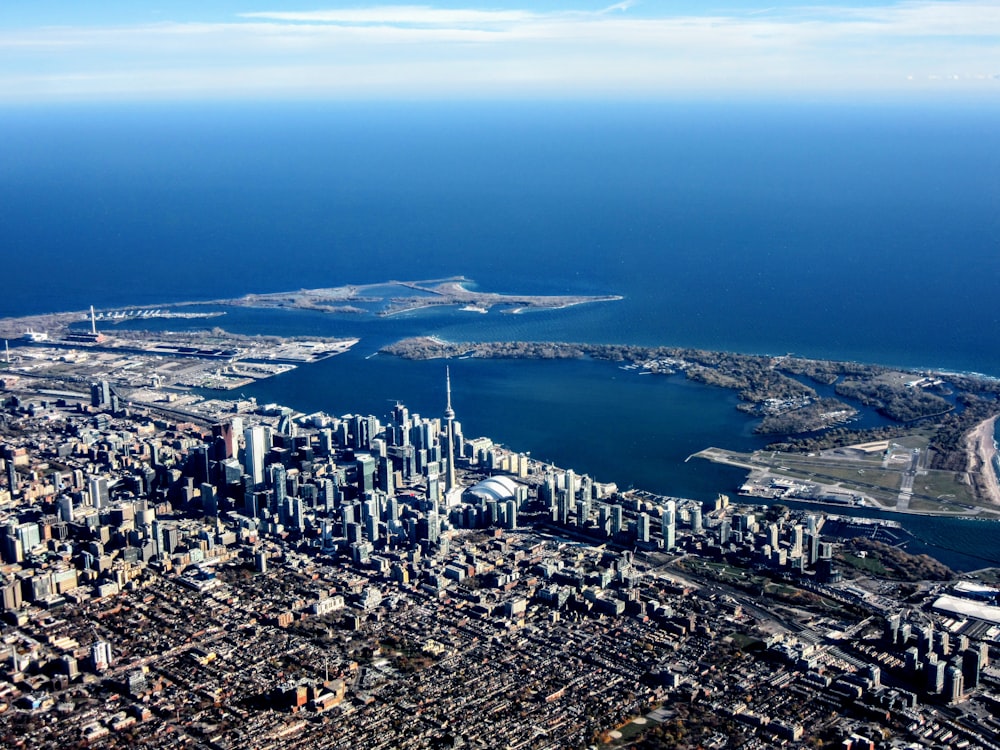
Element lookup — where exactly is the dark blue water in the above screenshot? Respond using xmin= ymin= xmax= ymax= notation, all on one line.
xmin=2 ymin=101 xmax=998 ymax=372
xmin=757 ymin=499 xmax=1000 ymax=573
xmin=3 ymin=100 xmax=1000 ymax=569
xmin=243 ymin=349 xmax=761 ymax=498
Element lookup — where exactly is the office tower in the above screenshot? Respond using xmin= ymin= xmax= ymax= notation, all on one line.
xmin=719 ymin=518 xmax=731 ymax=545
xmin=598 ymin=504 xmax=611 ymax=536
xmin=565 ymin=469 xmax=576 ymax=503
xmin=56 ymin=495 xmax=74 ymax=523
xmin=335 ymin=420 xmax=349 ymax=447
xmin=636 ymin=513 xmax=650 ymax=543
xmin=88 ymin=475 xmax=110 ymax=509
xmin=4 ymin=450 xmax=18 ymax=499
xmin=318 ymin=427 xmax=334 ymax=456
xmin=946 ymin=665 xmax=964 ymax=703
xmin=287 ymin=470 xmax=301 ymax=499
xmin=319 ymin=478 xmax=336 ymax=513
xmin=244 ymin=426 xmax=266 ymax=487
xmin=228 ymin=416 xmax=244 ymax=444
xmin=962 ymin=647 xmax=982 ymax=689
xmin=269 ymin=463 xmax=287 ymax=507
xmin=806 ymin=515 xmax=820 ymax=564
xmin=919 ymin=624 xmax=935 ymax=656
xmin=661 ymin=500 xmax=676 ymax=551
xmin=289 ymin=496 xmax=304 ymax=533
xmin=146 ymin=441 xmax=160 ymax=467
xmin=542 ymin=473 xmax=557 ymax=509
xmin=1 ymin=574 xmax=22 ymax=608
xmin=363 ymin=496 xmax=379 ymax=523
xmin=426 ymin=511 xmax=440 ymax=544
xmin=200 ymin=482 xmax=217 ymax=516
xmin=610 ymin=504 xmax=623 ymax=536
xmin=150 ymin=519 xmax=161 ymax=559
xmin=926 ymin=658 xmax=945 ymax=693
xmin=378 ymin=455 xmax=394 ymax=495
xmin=91 ymin=641 xmax=113 ymax=672
xmin=162 ymin=525 xmax=180 ymax=555
xmin=1 ymin=463 xmax=17 ymax=502
xmin=391 ymin=402 xmax=409 ymax=433
xmin=277 ymin=412 xmax=296 ymax=438
xmin=899 ymin=622 xmax=912 ymax=646
xmin=342 ymin=501 xmax=357 ymax=527
xmin=212 ymin=422 xmax=235 ymax=460
xmin=866 ymin=665 xmax=881 ymax=689
xmin=885 ymin=613 xmax=902 ymax=646
xmin=493 ymin=500 xmax=507 ymax=528
xmin=767 ymin=523 xmax=779 ymax=550
xmin=189 ymin=444 xmax=211 ymax=486
xmin=365 ymin=511 xmax=379 ymax=543
xmin=807 ymin=533 xmax=820 ymax=566
xmin=690 ymin=503 xmax=703 ymax=533
xmin=345 ymin=521 xmax=363 ymax=545
xmin=90 ymin=380 xmax=111 ymax=408
xmin=555 ymin=489 xmax=570 ymax=526
xmin=351 ymin=414 xmax=378 ymax=451
xmin=60 ymin=655 xmax=79 ymax=679
xmin=428 ymin=472 xmax=441 ymax=511
xmin=413 ymin=419 xmax=431 ymax=451
xmin=935 ymin=630 xmax=950 ymax=657
xmin=356 ymin=455 xmax=376 ymax=495
xmin=503 ymin=499 xmax=517 ymax=529
xmin=15 ymin=522 xmax=41 ymax=555
xmin=300 ymin=482 xmax=316 ymax=508
xmin=350 ymin=415 xmax=366 ymax=450
xmin=791 ymin=524 xmax=804 ymax=556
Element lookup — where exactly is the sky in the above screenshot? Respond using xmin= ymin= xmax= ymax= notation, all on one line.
xmin=0 ymin=1 xmax=998 ymax=101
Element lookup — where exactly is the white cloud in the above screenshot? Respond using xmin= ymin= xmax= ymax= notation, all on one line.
xmin=239 ymin=6 xmax=536 ymax=25
xmin=0 ymin=2 xmax=997 ymax=101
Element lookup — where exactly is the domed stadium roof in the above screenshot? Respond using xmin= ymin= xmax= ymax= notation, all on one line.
xmin=465 ymin=475 xmax=520 ymax=502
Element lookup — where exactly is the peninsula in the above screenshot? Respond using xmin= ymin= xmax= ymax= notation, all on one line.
xmin=217 ymin=277 xmax=623 ymax=317
xmin=0 ymin=278 xmax=621 ymax=343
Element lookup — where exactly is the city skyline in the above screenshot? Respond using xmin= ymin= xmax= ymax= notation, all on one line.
xmin=0 ymin=365 xmax=995 ymax=747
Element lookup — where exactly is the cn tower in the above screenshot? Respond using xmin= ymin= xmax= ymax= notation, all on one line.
xmin=444 ymin=366 xmax=457 ymax=492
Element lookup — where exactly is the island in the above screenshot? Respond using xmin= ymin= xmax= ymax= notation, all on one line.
xmin=214 ymin=277 xmax=623 ymax=316
xmin=0 ymin=279 xmax=622 ymax=342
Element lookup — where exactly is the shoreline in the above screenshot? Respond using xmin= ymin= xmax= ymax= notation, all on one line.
xmin=2 ymin=295 xmax=999 ymax=381
xmin=692 ymin=446 xmax=1000 ymax=520
xmin=968 ymin=415 xmax=1000 ymax=506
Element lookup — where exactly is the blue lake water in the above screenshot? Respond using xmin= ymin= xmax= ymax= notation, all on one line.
xmin=2 ymin=100 xmax=1000 ymax=569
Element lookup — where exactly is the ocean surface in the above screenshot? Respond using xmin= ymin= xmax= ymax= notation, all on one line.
xmin=2 ymin=100 xmax=1000 ymax=569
